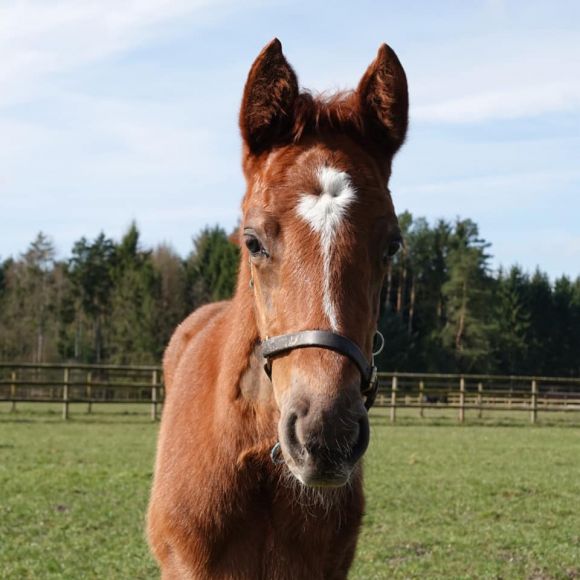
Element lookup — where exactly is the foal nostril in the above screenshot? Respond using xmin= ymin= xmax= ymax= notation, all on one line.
xmin=349 ymin=416 xmax=370 ymax=464
xmin=347 ymin=420 xmax=361 ymax=448
xmin=284 ymin=413 xmax=301 ymax=457
xmin=281 ymin=399 xmax=370 ymax=471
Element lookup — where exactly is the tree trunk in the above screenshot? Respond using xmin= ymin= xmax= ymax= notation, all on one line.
xmin=385 ymin=261 xmax=393 ymax=310
xmin=455 ymin=279 xmax=467 ymax=352
xmin=396 ymin=250 xmax=407 ymax=314
xmin=75 ymin=315 xmax=81 ymax=360
xmin=408 ymin=275 xmax=416 ymax=334
xmin=36 ymin=326 xmax=44 ymax=364
xmin=95 ymin=316 xmax=102 ymax=364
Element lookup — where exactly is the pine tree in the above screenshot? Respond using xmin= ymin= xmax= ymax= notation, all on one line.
xmin=550 ymin=276 xmax=580 ymax=376
xmin=493 ymin=266 xmax=531 ymax=373
xmin=526 ymin=269 xmax=554 ymax=374
xmin=69 ymin=233 xmax=117 ymax=362
xmin=107 ymin=223 xmax=159 ymax=364
xmin=187 ymin=226 xmax=240 ymax=307
xmin=441 ymin=219 xmax=493 ymax=372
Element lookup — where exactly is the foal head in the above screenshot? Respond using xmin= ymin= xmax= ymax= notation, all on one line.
xmin=239 ymin=39 xmax=408 ymax=487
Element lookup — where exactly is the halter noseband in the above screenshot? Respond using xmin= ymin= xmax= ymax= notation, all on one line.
xmin=261 ymin=330 xmax=380 ymax=411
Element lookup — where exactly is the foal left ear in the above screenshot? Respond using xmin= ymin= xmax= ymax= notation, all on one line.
xmin=357 ymin=44 xmax=409 ymax=154
xmin=240 ymin=38 xmax=299 ymax=153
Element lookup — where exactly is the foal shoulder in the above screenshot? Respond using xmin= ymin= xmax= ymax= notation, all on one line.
xmin=163 ymin=301 xmax=229 ymax=391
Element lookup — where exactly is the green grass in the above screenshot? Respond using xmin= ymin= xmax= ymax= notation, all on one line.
xmin=1 ymin=405 xmax=579 ymax=579
xmin=0 ymin=405 xmax=157 ymax=579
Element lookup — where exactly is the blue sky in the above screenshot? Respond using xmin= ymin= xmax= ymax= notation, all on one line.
xmin=1 ymin=0 xmax=579 ymax=280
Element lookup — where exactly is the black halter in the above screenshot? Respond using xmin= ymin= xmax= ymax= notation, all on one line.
xmin=261 ymin=330 xmax=379 ymax=411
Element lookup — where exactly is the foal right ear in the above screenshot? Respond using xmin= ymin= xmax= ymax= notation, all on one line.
xmin=357 ymin=44 xmax=409 ymax=154
xmin=239 ymin=39 xmax=299 ymax=153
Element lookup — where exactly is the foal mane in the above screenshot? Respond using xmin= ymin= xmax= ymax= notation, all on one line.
xmin=276 ymin=88 xmax=406 ymax=165
xmin=290 ymin=91 xmax=362 ymax=142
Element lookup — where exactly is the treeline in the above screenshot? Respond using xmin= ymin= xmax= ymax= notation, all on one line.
xmin=377 ymin=213 xmax=580 ymax=376
xmin=1 ymin=216 xmax=579 ymax=376
xmin=0 ymin=224 xmax=238 ymax=365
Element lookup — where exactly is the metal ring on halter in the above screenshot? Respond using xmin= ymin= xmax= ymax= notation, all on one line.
xmin=270 ymin=442 xmax=285 ymax=464
xmin=372 ymin=330 xmax=385 ymax=357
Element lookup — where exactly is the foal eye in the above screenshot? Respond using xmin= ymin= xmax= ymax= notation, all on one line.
xmin=382 ymin=239 xmax=402 ymax=263
xmin=244 ymin=235 xmax=265 ymax=257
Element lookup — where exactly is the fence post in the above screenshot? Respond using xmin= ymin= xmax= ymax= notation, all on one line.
xmin=531 ymin=379 xmax=538 ymax=424
xmin=418 ymin=380 xmax=424 ymax=418
xmin=459 ymin=376 xmax=465 ymax=423
xmin=10 ymin=370 xmax=17 ymax=412
xmin=390 ymin=375 xmax=397 ymax=423
xmin=62 ymin=367 xmax=69 ymax=420
xmin=151 ymin=369 xmax=159 ymax=421
xmin=477 ymin=382 xmax=483 ymax=419
xmin=86 ymin=371 xmax=92 ymax=414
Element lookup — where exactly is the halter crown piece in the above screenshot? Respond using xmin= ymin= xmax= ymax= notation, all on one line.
xmin=261 ymin=330 xmax=382 ymax=411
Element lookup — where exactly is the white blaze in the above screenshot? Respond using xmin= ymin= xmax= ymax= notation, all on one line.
xmin=296 ymin=166 xmax=356 ymax=331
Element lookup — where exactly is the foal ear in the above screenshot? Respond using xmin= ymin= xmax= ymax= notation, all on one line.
xmin=357 ymin=44 xmax=409 ymax=154
xmin=240 ymin=38 xmax=299 ymax=153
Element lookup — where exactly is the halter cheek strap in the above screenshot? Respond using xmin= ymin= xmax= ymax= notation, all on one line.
xmin=261 ymin=330 xmax=380 ymax=411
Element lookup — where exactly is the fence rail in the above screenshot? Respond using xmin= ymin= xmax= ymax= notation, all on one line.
xmin=0 ymin=362 xmax=163 ymax=420
xmin=375 ymin=372 xmax=580 ymax=423
xmin=1 ymin=363 xmax=579 ymax=423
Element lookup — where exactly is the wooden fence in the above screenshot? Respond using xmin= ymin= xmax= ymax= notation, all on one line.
xmin=375 ymin=372 xmax=580 ymax=423
xmin=0 ymin=362 xmax=162 ymax=420
xmin=0 ymin=363 xmax=579 ymax=423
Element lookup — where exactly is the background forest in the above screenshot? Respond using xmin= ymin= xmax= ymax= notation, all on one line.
xmin=1 ymin=215 xmax=579 ymax=376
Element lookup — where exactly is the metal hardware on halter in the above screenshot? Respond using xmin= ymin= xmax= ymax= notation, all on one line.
xmin=373 ymin=330 xmax=385 ymax=358
xmin=270 ymin=441 xmax=284 ymax=464
xmin=261 ymin=330 xmax=381 ymax=411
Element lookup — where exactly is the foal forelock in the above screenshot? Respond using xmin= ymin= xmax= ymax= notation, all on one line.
xmin=296 ymin=166 xmax=356 ymax=331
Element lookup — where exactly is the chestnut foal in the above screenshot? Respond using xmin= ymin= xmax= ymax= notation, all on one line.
xmin=147 ymin=39 xmax=408 ymax=579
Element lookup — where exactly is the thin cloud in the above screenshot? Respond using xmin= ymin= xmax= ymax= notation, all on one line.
xmin=399 ymin=170 xmax=580 ymax=197
xmin=0 ymin=0 xmax=257 ymax=106
xmin=395 ymin=169 xmax=580 ymax=220
xmin=406 ymin=22 xmax=580 ymax=125
xmin=413 ymin=81 xmax=580 ymax=124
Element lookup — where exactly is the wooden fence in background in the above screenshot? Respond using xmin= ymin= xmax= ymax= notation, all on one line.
xmin=0 ymin=362 xmax=162 ymax=420
xmin=1 ymin=363 xmax=579 ymax=423
xmin=376 ymin=372 xmax=580 ymax=423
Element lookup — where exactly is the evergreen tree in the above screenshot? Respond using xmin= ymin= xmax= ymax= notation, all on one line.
xmin=375 ymin=307 xmax=414 ymax=371
xmin=405 ymin=218 xmax=452 ymax=371
xmin=68 ymin=233 xmax=117 ymax=362
xmin=441 ymin=219 xmax=493 ymax=372
xmin=493 ymin=266 xmax=531 ymax=374
xmin=550 ymin=276 xmax=580 ymax=376
xmin=107 ymin=223 xmax=159 ymax=364
xmin=187 ymin=226 xmax=240 ymax=307
xmin=526 ymin=269 xmax=555 ymax=374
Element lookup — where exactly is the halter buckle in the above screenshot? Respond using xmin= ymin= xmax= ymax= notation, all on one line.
xmin=363 ymin=366 xmax=379 ymax=410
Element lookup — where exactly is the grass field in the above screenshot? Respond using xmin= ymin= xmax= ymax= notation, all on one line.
xmin=1 ymin=404 xmax=579 ymax=579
